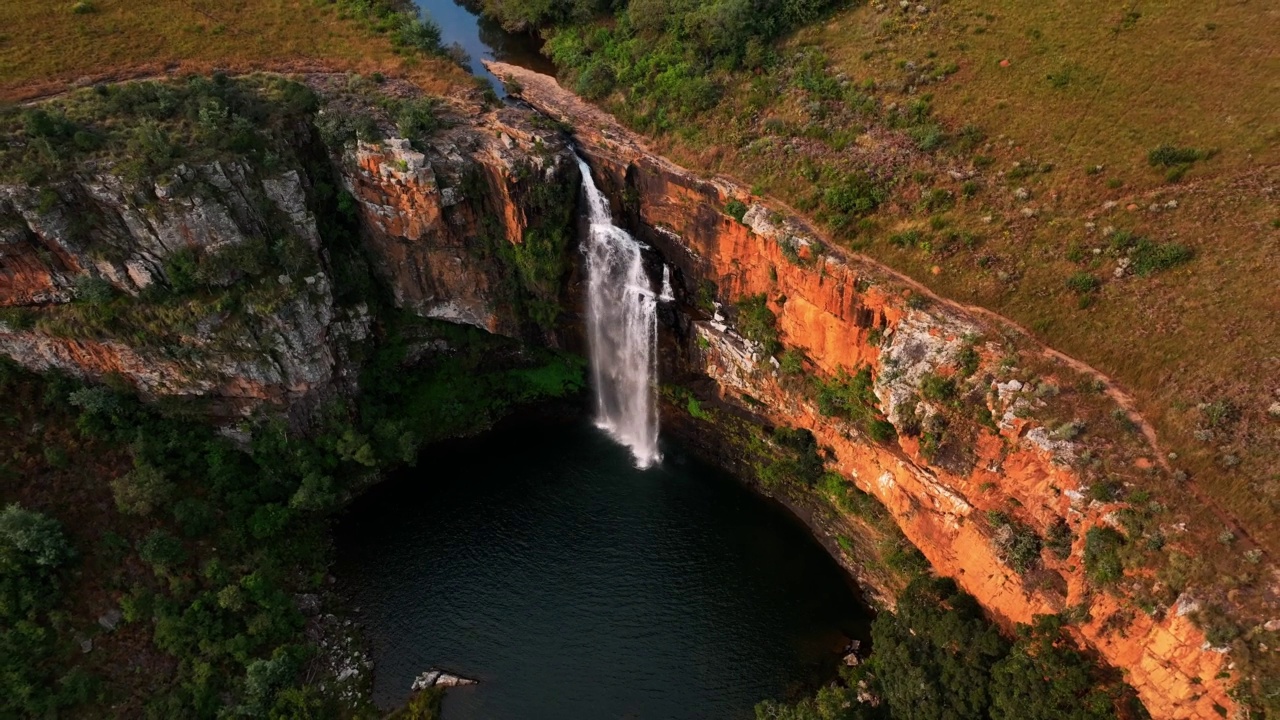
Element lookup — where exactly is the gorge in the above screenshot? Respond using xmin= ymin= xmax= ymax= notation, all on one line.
xmin=0 ymin=7 xmax=1270 ymax=717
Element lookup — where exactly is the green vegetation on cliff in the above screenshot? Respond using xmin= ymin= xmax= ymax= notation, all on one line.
xmin=0 ymin=75 xmax=587 ymax=717
xmin=757 ymin=577 xmax=1141 ymax=720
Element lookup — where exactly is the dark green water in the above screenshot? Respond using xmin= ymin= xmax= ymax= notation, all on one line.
xmin=334 ymin=417 xmax=872 ymax=719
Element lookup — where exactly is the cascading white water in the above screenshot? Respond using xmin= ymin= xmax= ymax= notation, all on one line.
xmin=576 ymin=155 xmax=661 ymax=468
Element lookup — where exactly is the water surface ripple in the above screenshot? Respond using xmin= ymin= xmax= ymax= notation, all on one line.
xmin=335 ymin=419 xmax=871 ymax=719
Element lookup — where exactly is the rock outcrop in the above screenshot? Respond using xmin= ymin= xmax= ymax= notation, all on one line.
xmin=0 ymin=76 xmax=578 ymax=420
xmin=339 ymin=103 xmax=577 ymax=336
xmin=488 ymin=61 xmax=1239 ymax=720
xmin=0 ymin=157 xmax=367 ymax=421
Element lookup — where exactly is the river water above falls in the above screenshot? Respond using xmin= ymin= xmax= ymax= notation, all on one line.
xmin=413 ymin=0 xmax=555 ymax=95
xmin=334 ymin=418 xmax=872 ymax=718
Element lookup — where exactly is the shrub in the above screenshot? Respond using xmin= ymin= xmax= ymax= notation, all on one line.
xmin=1083 ymin=526 xmax=1126 ymax=585
xmin=1045 ymin=518 xmax=1073 ymax=559
xmin=1200 ymin=399 xmax=1237 ymax=428
xmin=734 ymin=294 xmax=781 ymax=355
xmin=1147 ymin=144 xmax=1204 ymax=167
xmin=111 ymin=462 xmax=175 ymax=516
xmin=392 ymin=11 xmax=442 ymax=53
xmin=72 ymin=275 xmax=115 ymax=304
xmin=1066 ymin=272 xmax=1101 ymax=294
xmin=724 ymin=199 xmax=748 ymax=222
xmin=822 ymin=172 xmax=886 ymax=221
xmin=988 ymin=511 xmax=1042 ymax=573
xmin=686 ymin=396 xmax=710 ymax=420
xmin=919 ymin=373 xmax=957 ymax=403
xmin=778 ymin=348 xmax=805 ymax=376
xmin=1109 ymin=230 xmax=1193 ymax=275
xmin=920 ymin=188 xmax=954 ymax=212
xmin=758 ymin=426 xmax=825 ymax=489
xmin=871 ymin=576 xmax=1009 ymax=720
xmin=889 ymin=229 xmax=922 ymax=248
xmin=395 ymin=99 xmax=441 ymax=143
xmin=0 ymin=504 xmax=75 ymax=571
xmin=956 ymin=342 xmax=980 ymax=378
xmin=575 ymin=60 xmax=616 ymax=100
xmin=989 ymin=616 xmax=1121 ymax=720
xmin=138 ymin=529 xmax=187 ymax=571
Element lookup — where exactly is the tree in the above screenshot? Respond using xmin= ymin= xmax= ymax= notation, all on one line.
xmin=990 ymin=616 xmax=1118 ymax=720
xmin=0 ymin=504 xmax=75 ymax=574
xmin=110 ymin=462 xmax=175 ymax=516
xmin=870 ymin=576 xmax=1009 ymax=720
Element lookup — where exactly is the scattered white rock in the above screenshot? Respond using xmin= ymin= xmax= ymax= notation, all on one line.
xmin=1175 ymin=594 xmax=1201 ymax=617
xmin=1013 ymin=187 xmax=1031 ymax=201
xmin=1268 ymin=401 xmax=1280 ymax=418
xmin=98 ymin=609 xmax=123 ymax=631
xmin=411 ymin=669 xmax=478 ymax=691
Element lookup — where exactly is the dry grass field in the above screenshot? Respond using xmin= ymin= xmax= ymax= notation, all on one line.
xmin=0 ymin=0 xmax=472 ymax=101
xmin=650 ymin=0 xmax=1280 ymax=556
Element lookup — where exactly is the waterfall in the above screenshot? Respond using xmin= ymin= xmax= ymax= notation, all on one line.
xmin=576 ymin=155 xmax=661 ymax=468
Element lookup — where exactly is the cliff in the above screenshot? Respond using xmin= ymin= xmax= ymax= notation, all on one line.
xmin=488 ymin=61 xmax=1246 ymax=720
xmin=0 ymin=75 xmax=577 ymax=421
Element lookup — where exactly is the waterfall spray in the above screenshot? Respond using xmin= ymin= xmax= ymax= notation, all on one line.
xmin=576 ymin=155 xmax=661 ymax=468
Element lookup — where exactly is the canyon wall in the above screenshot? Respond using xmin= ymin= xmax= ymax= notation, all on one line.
xmin=0 ymin=78 xmax=576 ymax=421
xmin=489 ymin=61 xmax=1236 ymax=720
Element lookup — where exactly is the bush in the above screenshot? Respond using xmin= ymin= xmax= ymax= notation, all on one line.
xmin=724 ymin=198 xmax=748 ymax=223
xmin=990 ymin=616 xmax=1122 ymax=720
xmin=111 ymin=462 xmax=175 ymax=516
xmin=919 ymin=373 xmax=957 ymax=403
xmin=1066 ymin=272 xmax=1101 ymax=294
xmin=778 ymin=348 xmax=805 ymax=376
xmin=138 ymin=529 xmax=187 ymax=571
xmin=1147 ymin=144 xmax=1204 ymax=167
xmin=822 ymin=171 xmax=886 ymax=221
xmin=686 ymin=396 xmax=710 ymax=420
xmin=396 ymin=99 xmax=441 ymax=144
xmin=734 ymin=294 xmax=781 ymax=355
xmin=1083 ymin=526 xmax=1126 ymax=585
xmin=0 ymin=504 xmax=75 ymax=572
xmin=71 ymin=275 xmax=115 ymax=304
xmin=1045 ymin=518 xmax=1073 ymax=560
xmin=1109 ymin=229 xmax=1194 ymax=275
xmin=871 ymin=576 xmax=1009 ymax=720
xmin=758 ymin=426 xmax=825 ymax=488
xmin=988 ymin=511 xmax=1043 ymax=573
xmin=392 ymin=10 xmax=443 ymax=53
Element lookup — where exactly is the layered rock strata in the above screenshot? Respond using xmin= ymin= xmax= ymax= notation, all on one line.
xmin=488 ymin=61 xmax=1236 ymax=720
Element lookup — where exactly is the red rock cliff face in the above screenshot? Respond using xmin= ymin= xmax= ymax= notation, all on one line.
xmin=340 ymin=104 xmax=577 ymax=337
xmin=0 ymin=83 xmax=576 ymax=419
xmin=488 ymin=61 xmax=1236 ymax=720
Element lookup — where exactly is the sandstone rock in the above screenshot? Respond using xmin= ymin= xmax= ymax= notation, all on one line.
xmin=97 ymin=609 xmax=123 ymax=631
xmin=487 ymin=60 xmax=1240 ymax=720
xmin=411 ymin=668 xmax=478 ymax=691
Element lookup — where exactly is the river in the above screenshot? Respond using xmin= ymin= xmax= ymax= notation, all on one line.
xmin=413 ymin=0 xmax=555 ymax=95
